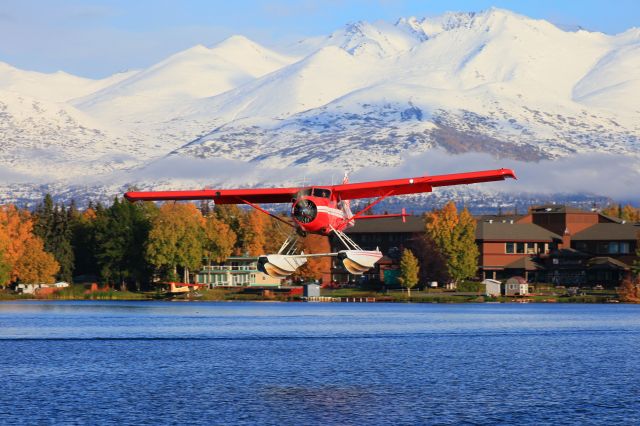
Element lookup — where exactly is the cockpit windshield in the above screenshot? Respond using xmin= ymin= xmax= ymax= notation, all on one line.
xmin=312 ymin=188 xmax=331 ymax=198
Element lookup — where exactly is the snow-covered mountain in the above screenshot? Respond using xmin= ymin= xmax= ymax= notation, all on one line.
xmin=1 ymin=8 xmax=639 ymax=207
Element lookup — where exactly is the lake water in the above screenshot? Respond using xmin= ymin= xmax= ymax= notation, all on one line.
xmin=1 ymin=301 xmax=639 ymax=425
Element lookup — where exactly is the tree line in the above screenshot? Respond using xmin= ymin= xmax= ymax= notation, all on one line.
xmin=0 ymin=195 xmax=331 ymax=290
xmin=0 ymin=196 xmax=481 ymax=290
xmin=6 ymin=195 xmax=633 ymax=291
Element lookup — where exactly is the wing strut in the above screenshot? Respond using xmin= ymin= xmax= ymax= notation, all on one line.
xmin=237 ymin=198 xmax=296 ymax=229
xmin=338 ymin=190 xmax=395 ymax=228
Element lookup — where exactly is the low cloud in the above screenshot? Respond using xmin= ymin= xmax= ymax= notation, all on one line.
xmin=108 ymin=149 xmax=640 ymax=203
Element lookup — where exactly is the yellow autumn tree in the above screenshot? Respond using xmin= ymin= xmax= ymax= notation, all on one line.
xmin=146 ymin=203 xmax=204 ymax=281
xmin=425 ymin=202 xmax=479 ymax=285
xmin=398 ymin=249 xmax=419 ymax=297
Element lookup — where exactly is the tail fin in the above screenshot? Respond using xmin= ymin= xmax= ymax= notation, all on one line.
xmin=340 ymin=172 xmax=355 ymax=228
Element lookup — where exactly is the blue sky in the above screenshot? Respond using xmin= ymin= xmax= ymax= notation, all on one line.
xmin=1 ymin=0 xmax=638 ymax=78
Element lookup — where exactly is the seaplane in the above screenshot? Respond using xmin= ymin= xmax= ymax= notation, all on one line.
xmin=124 ymin=168 xmax=516 ymax=279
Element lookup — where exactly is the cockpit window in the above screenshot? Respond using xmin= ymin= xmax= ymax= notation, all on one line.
xmin=312 ymin=188 xmax=331 ymax=198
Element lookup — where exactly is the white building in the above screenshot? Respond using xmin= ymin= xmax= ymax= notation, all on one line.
xmin=483 ymin=279 xmax=502 ymax=297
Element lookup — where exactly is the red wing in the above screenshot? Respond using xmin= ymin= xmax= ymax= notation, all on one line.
xmin=124 ymin=187 xmax=299 ymax=204
xmin=332 ymin=168 xmax=516 ymax=200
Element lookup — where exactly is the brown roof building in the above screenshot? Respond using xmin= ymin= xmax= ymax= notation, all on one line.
xmin=476 ymin=205 xmax=639 ymax=286
xmin=329 ymin=205 xmax=638 ymax=288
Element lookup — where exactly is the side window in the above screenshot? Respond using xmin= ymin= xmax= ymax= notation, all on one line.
xmin=506 ymin=242 xmax=515 ymax=254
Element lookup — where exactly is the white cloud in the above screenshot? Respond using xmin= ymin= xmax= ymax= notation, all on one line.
xmin=103 ymin=149 xmax=640 ymax=202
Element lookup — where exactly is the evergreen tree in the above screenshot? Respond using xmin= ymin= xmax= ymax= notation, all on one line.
xmin=398 ymin=249 xmax=419 ymax=297
xmin=94 ymin=198 xmax=154 ymax=290
xmin=406 ymin=235 xmax=449 ymax=285
xmin=33 ymin=195 xmax=74 ymax=282
xmin=70 ymin=206 xmax=98 ymax=279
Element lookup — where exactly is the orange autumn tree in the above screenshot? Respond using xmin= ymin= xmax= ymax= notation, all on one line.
xmin=602 ymin=204 xmax=640 ymax=222
xmin=203 ymin=215 xmax=237 ymax=263
xmin=296 ymin=234 xmax=331 ymax=282
xmin=0 ymin=205 xmax=59 ymax=286
xmin=14 ymin=237 xmax=60 ymax=284
xmin=242 ymin=209 xmax=267 ymax=256
xmin=263 ymin=215 xmax=289 ymax=254
xmin=617 ymin=275 xmax=640 ymax=303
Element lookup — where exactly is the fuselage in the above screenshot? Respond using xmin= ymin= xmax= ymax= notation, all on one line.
xmin=290 ymin=187 xmax=351 ymax=235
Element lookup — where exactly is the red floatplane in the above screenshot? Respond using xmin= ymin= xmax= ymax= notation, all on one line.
xmin=125 ymin=168 xmax=516 ymax=279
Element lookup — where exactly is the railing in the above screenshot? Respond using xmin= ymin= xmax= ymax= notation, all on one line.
xmin=200 ymin=265 xmax=256 ymax=272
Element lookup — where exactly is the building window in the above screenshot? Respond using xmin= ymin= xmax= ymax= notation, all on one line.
xmin=597 ymin=242 xmax=629 ymax=254
xmin=526 ymin=243 xmax=536 ymax=254
xmin=575 ymin=242 xmax=588 ymax=252
xmin=506 ymin=242 xmax=515 ymax=254
xmin=516 ymin=242 xmax=525 ymax=254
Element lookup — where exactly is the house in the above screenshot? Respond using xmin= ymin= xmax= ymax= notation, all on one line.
xmin=504 ymin=277 xmax=529 ymax=296
xmin=195 ymin=256 xmax=281 ymax=288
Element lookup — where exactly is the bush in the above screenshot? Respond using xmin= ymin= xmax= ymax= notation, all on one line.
xmin=457 ymin=281 xmax=485 ymax=293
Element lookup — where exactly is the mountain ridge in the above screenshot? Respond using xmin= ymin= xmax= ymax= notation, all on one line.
xmin=0 ymin=8 xmax=638 ymax=207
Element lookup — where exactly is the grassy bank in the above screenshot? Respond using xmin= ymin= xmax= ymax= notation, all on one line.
xmin=0 ymin=286 xmax=625 ymax=303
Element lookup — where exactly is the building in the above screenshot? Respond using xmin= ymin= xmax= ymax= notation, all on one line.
xmin=14 ymin=282 xmax=69 ymax=294
xmin=504 ymin=276 xmax=529 ymax=296
xmin=195 ymin=256 xmax=281 ymax=288
xmin=303 ymin=283 xmax=321 ymax=297
xmin=477 ymin=205 xmax=639 ymax=287
xmin=483 ymin=279 xmax=502 ymax=297
xmin=329 ymin=204 xmax=639 ymax=288
xmin=476 ymin=219 xmax=560 ymax=281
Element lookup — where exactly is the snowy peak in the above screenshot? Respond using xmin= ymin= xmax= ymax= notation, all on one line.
xmin=0 ymin=7 xmax=639 ymax=206
xmin=0 ymin=62 xmax=136 ymax=102
xmin=74 ymin=35 xmax=297 ymax=121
